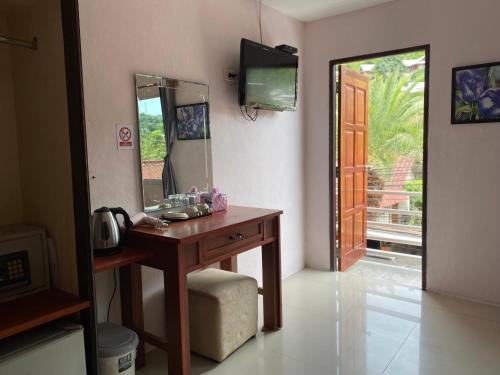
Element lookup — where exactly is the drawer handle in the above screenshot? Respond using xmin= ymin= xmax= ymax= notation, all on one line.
xmin=229 ymin=233 xmax=245 ymax=241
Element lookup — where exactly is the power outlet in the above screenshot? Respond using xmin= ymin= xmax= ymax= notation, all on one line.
xmin=223 ymin=68 xmax=238 ymax=83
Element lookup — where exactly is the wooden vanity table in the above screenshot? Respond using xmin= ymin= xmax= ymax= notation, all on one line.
xmin=116 ymin=205 xmax=283 ymax=375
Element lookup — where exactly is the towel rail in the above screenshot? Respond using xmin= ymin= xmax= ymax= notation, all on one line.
xmin=0 ymin=34 xmax=37 ymax=50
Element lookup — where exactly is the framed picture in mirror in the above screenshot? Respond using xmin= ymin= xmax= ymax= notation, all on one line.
xmin=176 ymin=102 xmax=210 ymax=140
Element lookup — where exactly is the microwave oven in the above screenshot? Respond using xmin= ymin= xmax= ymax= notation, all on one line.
xmin=0 ymin=225 xmax=50 ymax=303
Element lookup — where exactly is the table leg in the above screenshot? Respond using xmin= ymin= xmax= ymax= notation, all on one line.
xmin=119 ymin=264 xmax=146 ymax=368
xmin=164 ymin=246 xmax=191 ymax=375
xmin=220 ymin=256 xmax=238 ymax=272
xmin=261 ymin=217 xmax=283 ymax=331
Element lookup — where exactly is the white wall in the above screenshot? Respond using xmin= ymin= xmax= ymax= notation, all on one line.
xmin=79 ymin=0 xmax=305 ymax=327
xmin=171 ymin=139 xmax=213 ymax=194
xmin=0 ymin=14 xmax=23 ymax=226
xmin=304 ymin=0 xmax=500 ymax=304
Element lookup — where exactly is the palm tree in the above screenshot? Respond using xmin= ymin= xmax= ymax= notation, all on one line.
xmin=368 ymin=70 xmax=424 ymax=170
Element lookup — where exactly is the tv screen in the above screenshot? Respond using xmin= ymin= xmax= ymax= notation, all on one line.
xmin=239 ymin=39 xmax=298 ymax=111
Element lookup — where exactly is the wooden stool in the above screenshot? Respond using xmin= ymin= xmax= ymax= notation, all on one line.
xmin=187 ymin=268 xmax=258 ymax=362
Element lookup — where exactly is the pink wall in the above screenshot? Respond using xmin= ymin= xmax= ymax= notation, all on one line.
xmin=304 ymin=0 xmax=500 ymax=304
xmin=79 ymin=0 xmax=305 ymax=328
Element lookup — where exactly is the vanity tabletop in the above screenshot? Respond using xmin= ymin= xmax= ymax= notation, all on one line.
xmin=130 ymin=205 xmax=282 ymax=243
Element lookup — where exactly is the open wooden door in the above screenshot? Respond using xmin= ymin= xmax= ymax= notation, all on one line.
xmin=338 ymin=66 xmax=369 ymax=271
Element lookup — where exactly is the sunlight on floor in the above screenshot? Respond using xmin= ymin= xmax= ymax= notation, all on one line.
xmin=349 ymin=258 xmax=421 ymax=288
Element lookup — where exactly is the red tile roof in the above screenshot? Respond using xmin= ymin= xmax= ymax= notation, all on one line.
xmin=379 ymin=156 xmax=414 ymax=208
xmin=142 ymin=160 xmax=164 ymax=180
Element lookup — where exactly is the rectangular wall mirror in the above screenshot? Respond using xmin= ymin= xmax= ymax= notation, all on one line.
xmin=135 ymin=74 xmax=213 ymax=212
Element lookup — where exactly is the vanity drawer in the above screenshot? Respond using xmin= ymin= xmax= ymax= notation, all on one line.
xmin=203 ymin=222 xmax=262 ymax=260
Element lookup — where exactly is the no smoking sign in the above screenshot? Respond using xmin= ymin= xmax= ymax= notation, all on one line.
xmin=116 ymin=124 xmax=135 ymax=150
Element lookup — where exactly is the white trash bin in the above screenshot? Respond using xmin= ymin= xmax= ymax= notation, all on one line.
xmin=98 ymin=322 xmax=139 ymax=375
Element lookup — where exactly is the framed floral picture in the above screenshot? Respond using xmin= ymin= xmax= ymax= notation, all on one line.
xmin=175 ymin=102 xmax=210 ymax=140
xmin=452 ymin=62 xmax=500 ymax=124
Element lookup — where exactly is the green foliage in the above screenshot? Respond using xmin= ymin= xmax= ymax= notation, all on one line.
xmin=398 ymin=51 xmax=425 ymax=60
xmin=344 ymin=52 xmax=425 ymax=226
xmin=344 ymin=53 xmax=420 ymax=75
xmin=344 ymin=61 xmax=365 ymax=72
xmin=139 ymin=113 xmax=166 ymax=160
xmin=404 ymin=179 xmax=423 ymax=211
xmin=368 ymin=69 xmax=424 ymax=170
xmin=372 ymin=56 xmax=406 ymax=76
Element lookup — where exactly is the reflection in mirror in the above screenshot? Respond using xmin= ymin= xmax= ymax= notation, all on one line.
xmin=136 ymin=74 xmax=213 ymax=212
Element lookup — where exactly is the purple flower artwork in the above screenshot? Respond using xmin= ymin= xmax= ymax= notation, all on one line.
xmin=175 ymin=102 xmax=210 ymax=140
xmin=453 ymin=63 xmax=500 ymax=124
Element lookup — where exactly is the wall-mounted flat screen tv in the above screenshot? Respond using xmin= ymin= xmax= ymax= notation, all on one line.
xmin=239 ymin=38 xmax=298 ymax=111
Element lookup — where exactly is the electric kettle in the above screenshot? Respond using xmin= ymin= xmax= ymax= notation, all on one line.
xmin=91 ymin=207 xmax=133 ymax=257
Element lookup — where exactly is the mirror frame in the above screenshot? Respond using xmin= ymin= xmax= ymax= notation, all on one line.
xmin=134 ymin=73 xmax=212 ymax=213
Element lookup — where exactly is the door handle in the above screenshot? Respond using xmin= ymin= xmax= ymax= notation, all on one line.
xmin=229 ymin=233 xmax=245 ymax=241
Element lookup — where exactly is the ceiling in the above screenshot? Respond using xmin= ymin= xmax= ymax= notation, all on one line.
xmin=0 ymin=0 xmax=396 ymax=22
xmin=262 ymin=0 xmax=398 ymax=22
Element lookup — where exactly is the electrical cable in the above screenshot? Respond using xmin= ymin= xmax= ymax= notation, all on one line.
xmin=240 ymin=105 xmax=259 ymax=121
xmin=240 ymin=106 xmax=251 ymax=121
xmin=107 ymin=268 xmax=117 ymax=322
xmin=246 ymin=106 xmax=259 ymax=121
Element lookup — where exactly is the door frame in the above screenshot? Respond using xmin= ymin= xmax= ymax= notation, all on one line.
xmin=61 ymin=0 xmax=99 ymax=373
xmin=329 ymin=45 xmax=430 ymax=290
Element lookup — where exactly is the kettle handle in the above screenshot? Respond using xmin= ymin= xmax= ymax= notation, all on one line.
xmin=110 ymin=207 xmax=133 ymax=245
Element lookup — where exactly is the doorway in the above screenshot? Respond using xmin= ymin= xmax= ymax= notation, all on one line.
xmin=329 ymin=46 xmax=429 ymax=289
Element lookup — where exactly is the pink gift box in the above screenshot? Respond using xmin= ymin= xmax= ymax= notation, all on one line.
xmin=212 ymin=193 xmax=227 ymax=212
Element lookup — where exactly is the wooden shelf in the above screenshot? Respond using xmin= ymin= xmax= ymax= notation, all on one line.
xmin=93 ymin=247 xmax=155 ymax=273
xmin=0 ymin=289 xmax=89 ymax=340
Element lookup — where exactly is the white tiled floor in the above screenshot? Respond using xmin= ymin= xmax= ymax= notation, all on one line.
xmin=349 ymin=259 xmax=422 ymax=288
xmin=138 ymin=264 xmax=500 ymax=375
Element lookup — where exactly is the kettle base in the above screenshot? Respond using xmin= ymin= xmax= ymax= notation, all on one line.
xmin=94 ymin=248 xmax=122 ymax=257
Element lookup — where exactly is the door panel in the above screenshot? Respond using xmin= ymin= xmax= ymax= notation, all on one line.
xmin=343 ymin=173 xmax=354 ymax=210
xmin=343 ymin=215 xmax=354 ymax=252
xmin=354 ymin=171 xmax=365 ymax=206
xmin=338 ymin=66 xmax=369 ymax=271
xmin=345 ymin=130 xmax=355 ymax=167
xmin=356 ymin=89 xmax=367 ymax=123
xmin=345 ymin=86 xmax=355 ymax=123
xmin=355 ymin=131 xmax=365 ymax=166
xmin=354 ymin=211 xmax=364 ymax=247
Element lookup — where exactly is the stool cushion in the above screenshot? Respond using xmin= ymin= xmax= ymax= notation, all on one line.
xmin=188 ymin=268 xmax=258 ymax=362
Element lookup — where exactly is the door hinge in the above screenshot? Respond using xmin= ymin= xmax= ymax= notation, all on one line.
xmin=336 ymin=81 xmax=340 ymax=94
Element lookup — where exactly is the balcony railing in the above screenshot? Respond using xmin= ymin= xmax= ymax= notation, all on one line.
xmin=367 ymin=189 xmax=422 ymax=246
